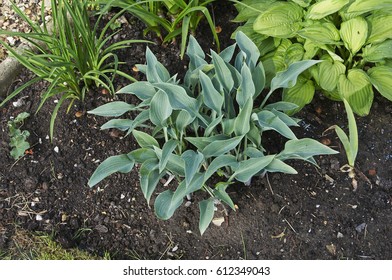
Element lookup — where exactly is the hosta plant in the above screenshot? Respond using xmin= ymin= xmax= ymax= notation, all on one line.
xmin=88 ymin=32 xmax=337 ymax=234
xmin=8 ymin=112 xmax=31 ymax=160
xmin=232 ymin=0 xmax=392 ymax=116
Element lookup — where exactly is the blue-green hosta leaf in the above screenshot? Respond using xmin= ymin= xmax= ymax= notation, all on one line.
xmin=212 ymin=50 xmax=234 ymax=93
xmin=146 ymin=47 xmax=163 ymax=83
xmin=154 ymin=189 xmax=183 ymax=220
xmin=202 ymin=136 xmax=244 ymax=158
xmin=101 ymin=119 xmax=134 ymax=131
xmin=199 ymin=71 xmax=223 ymax=114
xmin=88 ymin=154 xmax=135 ymax=187
xmin=306 ymin=0 xmax=350 ymax=20
xmin=319 ymin=60 xmax=346 ymax=92
xmin=117 ymin=81 xmax=156 ymax=100
xmin=340 ymin=17 xmax=368 ymax=55
xmin=233 ymin=155 xmax=275 ymax=183
xmin=222 ymin=118 xmax=235 ymax=135
xmin=347 ymin=0 xmax=392 ymax=15
xmin=234 ymin=98 xmax=253 ymax=136
xmin=278 ymin=138 xmax=338 ymax=161
xmin=362 ymin=40 xmax=392 ymax=62
xmin=153 ymin=83 xmax=199 ymax=117
xmin=173 ymin=173 xmax=205 ymax=205
xmin=264 ymin=102 xmax=299 ymax=112
xmin=159 ymin=140 xmax=178 ymax=173
xmin=182 ymin=150 xmax=204 ymax=186
xmin=246 ymin=122 xmax=262 ymax=147
xmin=204 ymin=115 xmax=224 ymax=137
xmin=199 ymin=198 xmax=215 ymax=235
xmin=87 ymin=101 xmax=135 ymax=117
xmin=219 ymin=43 xmax=237 ymax=63
xmin=253 ymin=2 xmax=303 ymax=38
xmin=264 ymin=158 xmax=298 ymax=174
xmin=154 ymin=148 xmax=185 ymax=177
xmin=125 ymin=110 xmax=151 ymax=136
xmin=175 ymin=110 xmax=195 ymax=132
xmin=367 ymin=14 xmax=392 ymax=44
xmin=236 ymin=31 xmax=260 ymax=68
xmin=129 ymin=148 xmax=157 ymax=163
xmin=297 ymin=22 xmax=341 ymax=44
xmin=270 ymin=109 xmax=300 ymax=127
xmin=132 ymin=130 xmax=160 ymax=148
xmin=270 ymin=60 xmax=321 ymax=92
xmin=252 ymin=62 xmax=266 ymax=98
xmin=185 ymin=134 xmax=228 ymax=151
xmin=338 ymin=69 xmax=374 ymax=116
xmin=368 ymin=66 xmax=392 ymax=101
xmin=140 ymin=159 xmax=163 ymax=204
xmin=255 ymin=110 xmax=297 ymax=139
xmin=204 ymin=155 xmax=238 ymax=182
xmin=186 ymin=35 xmax=206 ymax=69
xmin=236 ymin=64 xmax=255 ymax=108
xmin=213 ymin=183 xmax=236 ymax=210
xmin=149 ymin=90 xmax=172 ymax=126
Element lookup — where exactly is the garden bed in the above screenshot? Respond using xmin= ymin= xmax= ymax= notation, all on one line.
xmin=0 ymin=1 xmax=391 ymax=260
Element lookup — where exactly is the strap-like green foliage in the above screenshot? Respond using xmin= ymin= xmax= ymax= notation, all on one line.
xmin=7 ymin=112 xmax=31 ymax=160
xmin=88 ymin=32 xmax=337 ymax=234
xmin=232 ymin=0 xmax=392 ymax=116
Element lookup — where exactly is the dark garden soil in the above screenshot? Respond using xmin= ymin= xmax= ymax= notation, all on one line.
xmin=0 ymin=2 xmax=391 ymax=260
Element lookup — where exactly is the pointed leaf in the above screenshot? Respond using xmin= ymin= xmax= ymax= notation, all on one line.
xmin=362 ymin=40 xmax=392 ymax=62
xmin=87 ymin=101 xmax=135 ymax=117
xmin=205 ymin=155 xmax=238 ymax=182
xmin=306 ymin=0 xmax=350 ymax=20
xmin=129 ymin=148 xmax=157 ymax=163
xmin=88 ymin=154 xmax=135 ymax=187
xmin=117 ymin=81 xmax=156 ymax=100
xmin=140 ymin=159 xmax=162 ymax=204
xmin=185 ymin=135 xmax=228 ymax=151
xmin=297 ymin=22 xmax=341 ymax=44
xmin=132 ymin=130 xmax=160 ymax=148
xmin=149 ymin=90 xmax=172 ymax=126
xmin=347 ymin=0 xmax=392 ymax=14
xmin=159 ymin=140 xmax=179 ymax=173
xmin=154 ymin=190 xmax=183 ymax=220
xmin=236 ymin=31 xmax=260 ymax=68
xmin=233 ymin=155 xmax=275 ymax=183
xmin=182 ymin=150 xmax=204 ymax=186
xmin=234 ymin=98 xmax=253 ymax=136
xmin=199 ymin=71 xmax=223 ymax=114
xmin=256 ymin=110 xmax=297 ymax=139
xmin=367 ymin=14 xmax=392 ymax=44
xmin=265 ymin=158 xmax=298 ymax=174
xmin=236 ymin=64 xmax=255 ymax=108
xmin=176 ymin=110 xmax=195 ymax=131
xmin=278 ymin=138 xmax=338 ymax=161
xmin=202 ymin=136 xmax=244 ymax=158
xmin=199 ymin=198 xmax=215 ymax=235
xmin=213 ymin=183 xmax=236 ymax=210
xmin=212 ymin=50 xmax=234 ymax=93
xmin=100 ymin=119 xmax=134 ymax=131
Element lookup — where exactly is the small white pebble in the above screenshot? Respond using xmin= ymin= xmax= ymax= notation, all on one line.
xmin=120 ymin=194 xmax=125 ymax=199
xmin=54 ymin=99 xmax=59 ymax=104
xmin=184 ymin=201 xmax=192 ymax=207
xmin=45 ymin=135 xmax=49 ymax=140
xmin=39 ymin=138 xmax=42 ymax=144
xmin=337 ymin=232 xmax=344 ymax=238
xmin=36 ymin=214 xmax=43 ymax=221
xmin=171 ymin=245 xmax=178 ymax=252
xmin=54 ymin=146 xmax=59 ymax=153
xmin=74 ymin=164 xmax=78 ymax=167
xmin=316 ymin=204 xmax=320 ymax=208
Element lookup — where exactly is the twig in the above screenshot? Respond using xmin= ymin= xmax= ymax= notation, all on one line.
xmin=284 ymin=219 xmax=298 ymax=234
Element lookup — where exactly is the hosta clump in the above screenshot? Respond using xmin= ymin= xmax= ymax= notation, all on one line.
xmin=233 ymin=0 xmax=392 ymax=116
xmin=88 ymin=32 xmax=337 ymax=234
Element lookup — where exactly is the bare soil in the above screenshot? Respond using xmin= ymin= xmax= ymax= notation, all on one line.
xmin=0 ymin=2 xmax=391 ymax=259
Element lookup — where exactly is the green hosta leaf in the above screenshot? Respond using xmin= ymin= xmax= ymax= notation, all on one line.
xmin=292 ymin=0 xmax=312 ymax=7
xmin=319 ymin=60 xmax=346 ymax=92
xmin=182 ymin=150 xmax=204 ymax=186
xmin=347 ymin=0 xmax=392 ymax=15
xmin=278 ymin=138 xmax=338 ymax=161
xmin=219 ymin=43 xmax=237 ymax=63
xmin=253 ymin=2 xmax=303 ymax=38
xmin=233 ymin=155 xmax=275 ymax=183
xmin=362 ymin=40 xmax=392 ymax=63
xmin=303 ymin=39 xmax=320 ymax=60
xmin=204 ymin=115 xmax=224 ymax=137
xmin=307 ymin=0 xmax=350 ymax=20
xmin=236 ymin=64 xmax=255 ymax=108
xmin=297 ymin=22 xmax=341 ymax=44
xmin=204 ymin=154 xmax=239 ymax=182
xmin=87 ymin=101 xmax=135 ymax=117
xmin=159 ymin=140 xmax=178 ymax=173
xmin=153 ymin=83 xmax=199 ymax=117
xmin=202 ymin=136 xmax=244 ymax=158
xmin=150 ymin=90 xmax=172 ymax=126
xmin=338 ymin=69 xmax=374 ymax=116
xmin=270 ymin=60 xmax=321 ymax=92
xmin=252 ymin=62 xmax=266 ymax=98
xmin=172 ymin=173 xmax=205 ymax=204
xmin=101 ymin=119 xmax=134 ymax=131
xmin=176 ymin=110 xmax=195 ymax=132
xmin=340 ymin=17 xmax=368 ymax=55
xmin=212 ymin=50 xmax=234 ymax=93
xmin=186 ymin=135 xmax=228 ymax=151
xmin=154 ymin=189 xmax=183 ymax=220
xmin=129 ymin=148 xmax=157 ymax=163
xmin=234 ymin=98 xmax=253 ymax=136
xmin=146 ymin=47 xmax=168 ymax=83
xmin=213 ymin=183 xmax=235 ymax=210
xmin=264 ymin=158 xmax=298 ymax=174
xmin=233 ymin=0 xmax=277 ymax=22
xmin=236 ymin=31 xmax=260 ymax=68
xmin=88 ymin=154 xmax=135 ymax=187
xmin=285 ymin=43 xmax=305 ymax=65
xmin=140 ymin=159 xmax=162 ymax=204
xmin=187 ymin=35 xmax=206 ymax=69
xmin=367 ymin=14 xmax=392 ymax=44
xmin=117 ymin=81 xmax=156 ymax=100
xmin=132 ymin=130 xmax=160 ymax=148
xmin=255 ymin=110 xmax=297 ymax=139
xmin=282 ymin=76 xmax=315 ymax=114
xmin=199 ymin=71 xmax=223 ymax=114
xmin=222 ymin=118 xmax=235 ymax=135
xmin=368 ymin=66 xmax=392 ymax=101
xmin=199 ymin=198 xmax=215 ymax=235
xmin=10 ymin=136 xmax=30 ymax=160
xmin=247 ymin=122 xmax=262 ymax=147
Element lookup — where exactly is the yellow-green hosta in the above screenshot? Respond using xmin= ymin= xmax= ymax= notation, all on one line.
xmin=233 ymin=0 xmax=392 ymax=116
